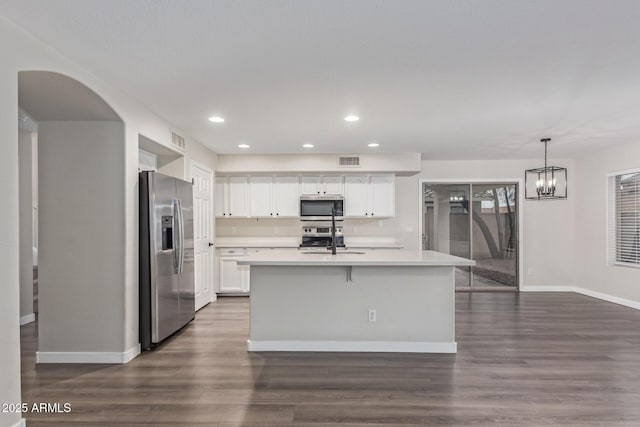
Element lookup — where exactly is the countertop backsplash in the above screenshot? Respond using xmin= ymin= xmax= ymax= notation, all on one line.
xmin=216 ymin=217 xmax=400 ymax=239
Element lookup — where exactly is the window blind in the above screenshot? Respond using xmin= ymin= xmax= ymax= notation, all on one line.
xmin=608 ymin=169 xmax=640 ymax=266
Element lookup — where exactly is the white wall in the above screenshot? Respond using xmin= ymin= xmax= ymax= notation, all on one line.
xmin=0 ymin=16 xmax=215 ymax=424
xmin=38 ymin=121 xmax=126 ymax=353
xmin=575 ymin=141 xmax=640 ymax=303
xmin=158 ymin=138 xmax=218 ymax=181
xmin=0 ymin=56 xmax=22 ymax=427
xmin=217 ymin=153 xmax=421 ymax=175
xmin=18 ymin=129 xmax=34 ymax=322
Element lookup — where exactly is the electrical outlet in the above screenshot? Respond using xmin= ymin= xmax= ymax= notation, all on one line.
xmin=231 ymin=226 xmax=237 ymax=234
xmin=352 ymin=226 xmax=358 ymax=233
xmin=368 ymin=308 xmax=376 ymax=322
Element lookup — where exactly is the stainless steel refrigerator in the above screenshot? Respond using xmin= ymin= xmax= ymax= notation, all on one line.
xmin=139 ymin=171 xmax=195 ymax=350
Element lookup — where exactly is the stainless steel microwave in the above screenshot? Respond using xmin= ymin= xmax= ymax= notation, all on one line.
xmin=299 ymin=195 xmax=344 ymax=220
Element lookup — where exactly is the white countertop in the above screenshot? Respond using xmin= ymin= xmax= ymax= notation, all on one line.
xmin=237 ymin=249 xmax=475 ymax=267
xmin=215 ymin=237 xmax=299 ymax=248
xmin=215 ymin=236 xmax=403 ymax=249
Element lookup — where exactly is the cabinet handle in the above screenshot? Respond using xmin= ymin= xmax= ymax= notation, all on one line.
xmin=323 ymin=191 xmax=326 ymax=194
xmin=229 ymin=213 xmax=232 ymax=216
xmin=270 ymin=213 xmax=273 ymax=216
xmin=371 ymin=213 xmax=374 ymax=216
xmin=223 ymin=213 xmax=226 ymax=216
xmin=276 ymin=213 xmax=279 ymax=216
xmin=365 ymin=213 xmax=368 ymax=216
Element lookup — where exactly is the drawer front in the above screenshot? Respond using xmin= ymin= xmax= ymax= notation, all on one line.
xmin=219 ymin=248 xmax=247 ymax=256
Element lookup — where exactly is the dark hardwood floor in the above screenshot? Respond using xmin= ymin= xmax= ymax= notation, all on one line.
xmin=20 ymin=292 xmax=640 ymax=426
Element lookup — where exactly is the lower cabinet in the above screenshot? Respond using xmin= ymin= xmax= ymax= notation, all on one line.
xmin=215 ymin=247 xmax=298 ymax=295
xmin=216 ymin=248 xmax=250 ymax=295
xmin=219 ymin=257 xmax=250 ymax=293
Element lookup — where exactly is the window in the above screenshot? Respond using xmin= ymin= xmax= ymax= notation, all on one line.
xmin=608 ymin=169 xmax=640 ymax=266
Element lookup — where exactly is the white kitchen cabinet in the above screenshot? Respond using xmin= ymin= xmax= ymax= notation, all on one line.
xmin=322 ymin=176 xmax=343 ymax=195
xmin=300 ymin=176 xmax=322 ymax=194
xmin=248 ymin=176 xmax=299 ymax=217
xmin=216 ymin=248 xmax=293 ymax=294
xmin=214 ymin=178 xmax=226 ymax=217
xmin=344 ymin=174 xmax=395 ymax=218
xmin=300 ymin=175 xmax=343 ymax=195
xmin=218 ymin=173 xmax=392 ymax=218
xmin=273 ymin=176 xmax=300 ymax=216
xmin=369 ymin=174 xmax=395 ymax=217
xmin=216 ymin=176 xmax=249 ymax=217
xmin=249 ymin=176 xmax=273 ymax=217
xmin=344 ymin=175 xmax=369 ymax=216
xmin=217 ymin=248 xmax=250 ymax=294
xmin=228 ymin=176 xmax=249 ymax=217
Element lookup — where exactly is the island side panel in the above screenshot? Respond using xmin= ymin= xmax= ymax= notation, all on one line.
xmin=249 ymin=265 xmax=455 ymax=352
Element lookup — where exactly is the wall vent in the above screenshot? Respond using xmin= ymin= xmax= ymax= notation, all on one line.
xmin=171 ymin=131 xmax=186 ymax=151
xmin=337 ymin=156 xmax=361 ymax=168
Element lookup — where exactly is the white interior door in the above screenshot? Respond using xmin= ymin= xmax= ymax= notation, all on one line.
xmin=191 ymin=161 xmax=215 ymax=310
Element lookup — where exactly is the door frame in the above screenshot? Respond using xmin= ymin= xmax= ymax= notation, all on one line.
xmin=189 ymin=159 xmax=215 ymax=309
xmin=418 ymin=178 xmax=524 ymax=291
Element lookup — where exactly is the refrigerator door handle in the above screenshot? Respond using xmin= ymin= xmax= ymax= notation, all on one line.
xmin=173 ymin=198 xmax=181 ymax=274
xmin=178 ymin=199 xmax=185 ymax=274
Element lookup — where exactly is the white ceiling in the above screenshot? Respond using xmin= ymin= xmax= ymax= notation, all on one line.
xmin=3 ymin=0 xmax=640 ymax=159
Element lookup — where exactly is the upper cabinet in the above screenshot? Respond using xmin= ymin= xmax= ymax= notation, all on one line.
xmin=369 ymin=175 xmax=395 ymax=217
xmin=344 ymin=174 xmax=395 ymax=218
xmin=273 ymin=176 xmax=300 ymax=217
xmin=248 ymin=176 xmax=273 ymax=217
xmin=300 ymin=175 xmax=343 ymax=195
xmin=217 ymin=174 xmax=394 ymax=218
xmin=248 ymin=176 xmax=299 ymax=218
xmin=215 ymin=176 xmax=249 ymax=217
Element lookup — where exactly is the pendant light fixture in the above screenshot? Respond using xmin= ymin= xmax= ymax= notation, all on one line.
xmin=525 ymin=138 xmax=567 ymax=200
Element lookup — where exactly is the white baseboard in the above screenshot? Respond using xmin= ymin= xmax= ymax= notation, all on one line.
xmin=36 ymin=344 xmax=140 ymax=364
xmin=11 ymin=418 xmax=26 ymax=427
xmin=520 ymin=286 xmax=640 ymax=311
xmin=519 ymin=285 xmax=576 ymax=292
xmin=122 ymin=344 xmax=141 ymax=363
xmin=19 ymin=313 xmax=35 ymax=325
xmin=574 ymin=287 xmax=640 ymax=310
xmin=247 ymin=340 xmax=457 ymax=353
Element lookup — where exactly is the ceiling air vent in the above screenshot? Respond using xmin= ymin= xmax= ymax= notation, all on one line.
xmin=171 ymin=131 xmax=186 ymax=151
xmin=337 ymin=156 xmax=361 ymax=168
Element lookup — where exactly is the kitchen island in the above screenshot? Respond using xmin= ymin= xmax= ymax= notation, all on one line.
xmin=238 ymin=249 xmax=475 ymax=353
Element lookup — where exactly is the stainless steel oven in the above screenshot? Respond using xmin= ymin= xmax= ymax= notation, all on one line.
xmin=300 ymin=223 xmax=345 ymax=248
xmin=299 ymin=195 xmax=344 ymax=221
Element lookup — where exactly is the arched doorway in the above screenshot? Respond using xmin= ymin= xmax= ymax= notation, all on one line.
xmin=17 ymin=71 xmax=131 ymax=365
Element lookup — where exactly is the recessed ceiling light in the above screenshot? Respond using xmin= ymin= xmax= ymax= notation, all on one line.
xmin=208 ymin=116 xmax=225 ymax=123
xmin=302 ymin=143 xmax=314 ymax=148
xmin=368 ymin=142 xmax=380 ymax=148
xmin=344 ymin=115 xmax=359 ymax=122
xmin=237 ymin=144 xmax=250 ymax=149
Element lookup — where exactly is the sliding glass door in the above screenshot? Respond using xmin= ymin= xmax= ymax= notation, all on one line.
xmin=423 ymin=184 xmax=472 ymax=288
xmin=422 ymin=182 xmax=519 ymax=290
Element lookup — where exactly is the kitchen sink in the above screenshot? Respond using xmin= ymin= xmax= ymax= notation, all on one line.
xmin=301 ymin=251 xmax=366 ymax=255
